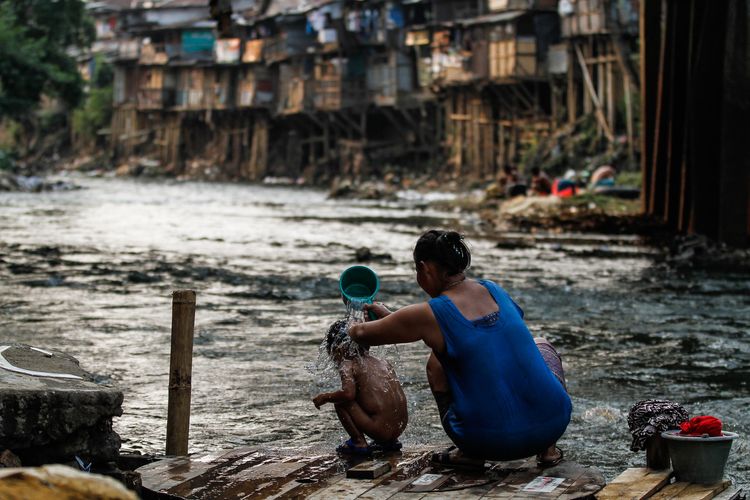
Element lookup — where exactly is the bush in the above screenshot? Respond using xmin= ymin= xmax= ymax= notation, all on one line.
xmin=0 ymin=149 xmax=13 ymax=171
xmin=72 ymin=86 xmax=112 ymax=146
xmin=616 ymin=170 xmax=642 ymax=188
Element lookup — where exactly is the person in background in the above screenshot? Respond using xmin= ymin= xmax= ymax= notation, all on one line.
xmin=530 ymin=167 xmax=553 ymax=196
xmin=552 ymin=169 xmax=579 ymax=198
xmin=500 ymin=165 xmax=527 ymax=197
xmin=589 ymin=165 xmax=617 ymax=189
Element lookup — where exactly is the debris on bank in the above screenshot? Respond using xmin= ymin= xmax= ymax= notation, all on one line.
xmin=0 ymin=171 xmax=80 ymax=193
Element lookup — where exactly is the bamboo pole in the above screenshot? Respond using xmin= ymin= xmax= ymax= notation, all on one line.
xmin=606 ymin=59 xmax=614 ymax=135
xmin=574 ymin=44 xmax=614 ymax=141
xmin=624 ymin=73 xmax=634 ymax=162
xmin=166 ymin=290 xmax=196 ymax=456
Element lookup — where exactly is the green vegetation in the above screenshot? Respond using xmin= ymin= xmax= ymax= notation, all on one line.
xmin=561 ymin=192 xmax=641 ymax=216
xmin=0 ymin=0 xmax=94 ymax=118
xmin=0 ymin=0 xmax=94 ymax=161
xmin=73 ymin=56 xmax=113 ymax=147
xmin=616 ymin=170 xmax=642 ymax=188
xmin=0 ymin=149 xmax=13 ymax=171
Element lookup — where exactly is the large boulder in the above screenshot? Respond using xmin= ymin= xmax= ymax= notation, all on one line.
xmin=0 ymin=344 xmax=123 ymax=465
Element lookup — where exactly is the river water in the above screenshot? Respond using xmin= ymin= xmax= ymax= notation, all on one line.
xmin=0 ymin=176 xmax=747 ymax=488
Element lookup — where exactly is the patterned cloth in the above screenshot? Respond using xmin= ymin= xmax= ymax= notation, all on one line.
xmin=627 ymin=399 xmax=689 ymax=451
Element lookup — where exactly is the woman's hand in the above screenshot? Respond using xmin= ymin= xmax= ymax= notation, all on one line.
xmin=363 ymin=302 xmax=391 ymax=320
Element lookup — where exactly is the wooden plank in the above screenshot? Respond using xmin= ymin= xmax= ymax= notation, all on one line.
xmin=596 ymin=468 xmax=672 ymax=500
xmin=640 ymin=0 xmax=661 ymax=213
xmin=306 ymin=477 xmax=379 ymax=500
xmin=346 ymin=461 xmax=391 ymax=480
xmin=557 ymin=466 xmax=605 ymax=500
xmin=357 ymin=477 xmax=416 ymax=499
xmin=574 ymin=44 xmax=614 ymax=141
xmin=406 ymin=473 xmax=452 ymax=492
xmin=651 ymin=480 xmax=729 ymax=500
xmin=138 ymin=448 xmax=263 ymax=496
xmin=712 ymin=488 xmax=744 ymax=500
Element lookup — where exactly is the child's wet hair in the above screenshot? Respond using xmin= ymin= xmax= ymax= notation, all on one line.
xmin=326 ymin=320 xmax=347 ymax=354
xmin=326 ymin=320 xmax=367 ymax=356
xmin=413 ymin=230 xmax=471 ymax=275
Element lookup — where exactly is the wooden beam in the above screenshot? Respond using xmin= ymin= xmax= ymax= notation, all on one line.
xmin=640 ymin=0 xmax=661 ymax=214
xmin=596 ymin=468 xmax=672 ymax=500
xmin=574 ymin=44 xmax=614 ymax=142
xmin=717 ymin=0 xmax=750 ymax=245
xmin=687 ymin=1 xmax=726 ymax=237
xmin=567 ymin=42 xmax=578 ymax=124
xmin=624 ymin=73 xmax=634 ymax=162
xmin=664 ymin=0 xmax=691 ymax=230
xmin=611 ymin=33 xmax=641 ymax=92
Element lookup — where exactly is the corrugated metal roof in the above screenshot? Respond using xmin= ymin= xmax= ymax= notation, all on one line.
xmin=458 ymin=10 xmax=525 ymax=26
xmin=154 ymin=0 xmax=209 ymax=8
xmin=86 ymin=0 xmax=142 ymax=12
xmin=263 ymin=0 xmax=335 ymax=17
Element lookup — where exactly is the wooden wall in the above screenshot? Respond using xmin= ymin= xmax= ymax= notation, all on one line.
xmin=640 ymin=0 xmax=750 ymax=246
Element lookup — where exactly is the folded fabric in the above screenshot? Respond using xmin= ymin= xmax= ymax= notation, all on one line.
xmin=679 ymin=415 xmax=723 ymax=436
xmin=627 ymin=399 xmax=689 ymax=451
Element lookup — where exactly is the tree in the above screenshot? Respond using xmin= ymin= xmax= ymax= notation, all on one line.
xmin=0 ymin=0 xmax=94 ymax=119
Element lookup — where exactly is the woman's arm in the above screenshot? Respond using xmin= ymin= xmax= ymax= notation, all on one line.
xmin=348 ymin=303 xmax=444 ymax=352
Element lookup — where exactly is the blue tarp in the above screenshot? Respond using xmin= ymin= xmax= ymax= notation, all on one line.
xmin=181 ymin=30 xmax=215 ymax=53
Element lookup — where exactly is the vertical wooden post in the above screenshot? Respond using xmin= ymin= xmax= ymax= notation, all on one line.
xmin=166 ymin=290 xmax=196 ymax=456
xmin=641 ymin=0 xmax=661 ymax=214
xmin=606 ymin=58 xmax=614 ymax=136
xmin=567 ymin=42 xmax=577 ymax=124
xmin=596 ymin=42 xmax=605 ymax=138
xmin=583 ymin=40 xmax=593 ymax=115
xmin=624 ymin=73 xmax=634 ymax=162
xmin=717 ymin=0 xmax=750 ymax=245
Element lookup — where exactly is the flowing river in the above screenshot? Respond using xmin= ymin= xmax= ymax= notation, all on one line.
xmin=0 ymin=176 xmax=747 ymax=488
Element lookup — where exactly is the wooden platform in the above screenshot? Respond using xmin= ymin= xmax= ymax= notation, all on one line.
xmin=136 ymin=446 xmax=605 ymax=499
xmin=596 ymin=468 xmax=744 ymax=500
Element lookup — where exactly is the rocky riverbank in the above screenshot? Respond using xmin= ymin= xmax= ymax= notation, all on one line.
xmin=0 ymin=170 xmax=81 ymax=193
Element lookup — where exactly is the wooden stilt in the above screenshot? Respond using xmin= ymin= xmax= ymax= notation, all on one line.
xmin=624 ymin=73 xmax=634 ymax=162
xmin=568 ymin=42 xmax=578 ymax=124
xmin=166 ymin=290 xmax=196 ymax=456
xmin=574 ymin=45 xmax=614 ymax=141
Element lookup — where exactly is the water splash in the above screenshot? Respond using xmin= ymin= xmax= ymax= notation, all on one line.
xmin=307 ymin=298 xmax=401 ymax=393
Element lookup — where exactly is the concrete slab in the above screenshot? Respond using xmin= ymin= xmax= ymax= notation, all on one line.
xmin=0 ymin=344 xmax=123 ymax=465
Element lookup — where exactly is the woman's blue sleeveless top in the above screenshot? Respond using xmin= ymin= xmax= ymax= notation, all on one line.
xmin=429 ymin=280 xmax=572 ymax=460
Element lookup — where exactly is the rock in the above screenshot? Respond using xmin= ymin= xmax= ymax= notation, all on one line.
xmin=484 ymin=182 xmax=505 ymax=199
xmin=137 ymin=158 xmax=164 ymax=177
xmin=0 ymin=173 xmax=79 ymax=192
xmin=0 ymin=450 xmax=21 ymax=468
xmin=0 ymin=171 xmax=20 ymax=192
xmin=114 ymin=163 xmax=132 ymax=177
xmin=0 ymin=464 xmax=137 ymax=500
xmin=0 ymin=344 xmax=123 ymax=465
xmin=354 ymin=247 xmax=392 ymax=263
xmin=14 ymin=176 xmax=44 ymax=192
xmin=500 ymin=195 xmax=562 ymax=216
xmin=328 ymin=178 xmax=354 ymax=199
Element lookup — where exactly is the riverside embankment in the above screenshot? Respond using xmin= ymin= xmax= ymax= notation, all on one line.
xmin=0 ymin=175 xmax=747 ymax=488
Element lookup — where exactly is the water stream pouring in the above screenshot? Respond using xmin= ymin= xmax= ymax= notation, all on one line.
xmin=339 ymin=265 xmax=380 ymax=320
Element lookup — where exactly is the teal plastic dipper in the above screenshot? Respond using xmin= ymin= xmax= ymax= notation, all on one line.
xmin=339 ymin=265 xmax=379 ymax=320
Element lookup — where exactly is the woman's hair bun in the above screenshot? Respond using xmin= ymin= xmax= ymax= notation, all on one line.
xmin=445 ymin=231 xmax=462 ymax=244
xmin=414 ymin=229 xmax=471 ymax=275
